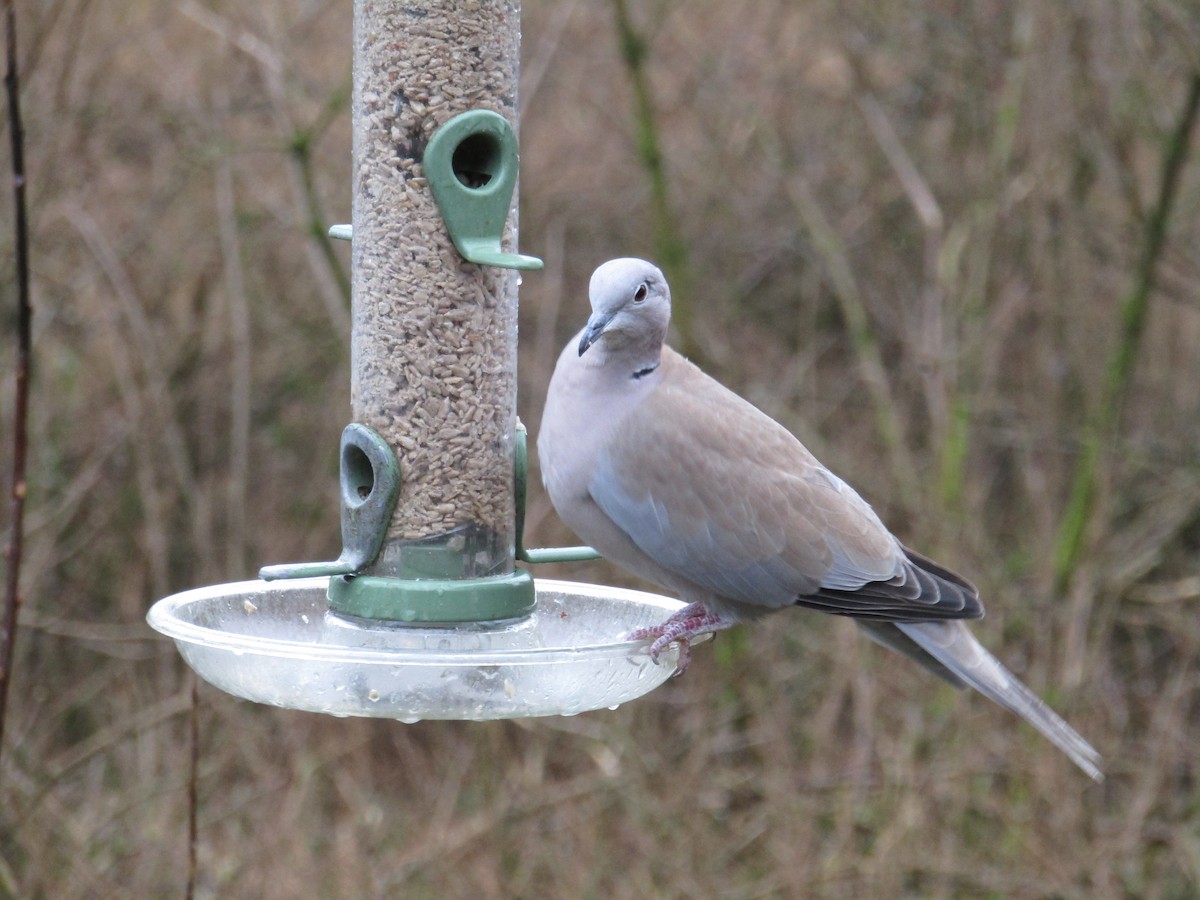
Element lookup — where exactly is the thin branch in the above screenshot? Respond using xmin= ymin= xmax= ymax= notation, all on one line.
xmin=1 ymin=0 xmax=31 ymax=763
xmin=187 ymin=676 xmax=200 ymax=900
xmin=214 ymin=90 xmax=252 ymax=578
xmin=857 ymin=94 xmax=943 ymax=234
xmin=858 ymin=92 xmax=951 ymax=482
xmin=938 ymin=3 xmax=1034 ymax=510
xmin=67 ymin=207 xmax=186 ymax=595
xmin=288 ymin=105 xmax=352 ymax=320
xmin=787 ymin=176 xmax=920 ymax=512
xmin=178 ymin=0 xmax=351 ymax=336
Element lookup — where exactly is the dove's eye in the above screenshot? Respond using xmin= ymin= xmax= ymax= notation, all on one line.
xmin=633 ymin=283 xmax=649 ymax=303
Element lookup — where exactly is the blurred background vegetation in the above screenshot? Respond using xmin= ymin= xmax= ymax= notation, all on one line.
xmin=3 ymin=0 xmax=1200 ymax=896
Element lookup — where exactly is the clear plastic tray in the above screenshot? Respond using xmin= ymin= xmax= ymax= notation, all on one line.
xmin=147 ymin=577 xmax=694 ymax=721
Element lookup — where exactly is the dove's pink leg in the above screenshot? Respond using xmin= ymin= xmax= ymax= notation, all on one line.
xmin=629 ymin=602 xmax=734 ymax=674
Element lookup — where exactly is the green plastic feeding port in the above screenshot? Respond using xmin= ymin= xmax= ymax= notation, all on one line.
xmin=424 ymin=110 xmax=543 ymax=271
xmin=258 ymin=424 xmax=401 ymax=581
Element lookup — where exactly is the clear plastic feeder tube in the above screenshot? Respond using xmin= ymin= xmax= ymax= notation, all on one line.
xmin=351 ymin=0 xmax=523 ymax=580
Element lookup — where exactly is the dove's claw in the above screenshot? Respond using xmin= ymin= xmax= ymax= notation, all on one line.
xmin=628 ymin=603 xmax=730 ymax=675
xmin=670 ymin=639 xmax=691 ymax=675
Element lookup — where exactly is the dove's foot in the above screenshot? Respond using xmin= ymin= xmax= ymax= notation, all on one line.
xmin=629 ymin=603 xmax=733 ymax=675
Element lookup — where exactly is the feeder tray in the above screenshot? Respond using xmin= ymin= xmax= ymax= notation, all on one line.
xmin=148 ymin=577 xmax=695 ymax=721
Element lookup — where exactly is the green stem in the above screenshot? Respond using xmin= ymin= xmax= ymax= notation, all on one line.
xmin=610 ymin=0 xmax=696 ymax=359
xmin=290 ymin=76 xmax=352 ymax=305
xmin=1052 ymin=71 xmax=1200 ymax=596
xmin=937 ymin=4 xmax=1032 ymax=510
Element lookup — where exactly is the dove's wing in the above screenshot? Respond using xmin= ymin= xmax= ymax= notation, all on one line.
xmin=588 ymin=350 xmax=980 ymax=620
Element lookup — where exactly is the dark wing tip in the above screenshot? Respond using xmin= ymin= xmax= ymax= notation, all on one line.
xmin=902 ymin=546 xmax=984 ymax=619
xmin=794 ymin=546 xmax=983 ymax=623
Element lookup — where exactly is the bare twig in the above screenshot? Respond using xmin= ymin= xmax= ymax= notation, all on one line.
xmin=390 ymin=770 xmax=609 ymax=879
xmin=286 ymin=91 xmax=353 ymax=328
xmin=937 ymin=3 xmax=1034 ymax=509
xmin=40 ymin=688 xmax=194 ymax=780
xmin=786 ymin=176 xmax=920 ymax=511
xmin=522 ymin=0 xmax=577 ymax=111
xmin=857 ymin=94 xmax=944 ymax=235
xmin=858 ymin=93 xmax=950 ymax=450
xmin=178 ymin=0 xmax=351 ymax=337
xmin=214 ymin=90 xmax=252 ymax=577
xmin=1 ymin=0 xmax=31 ymax=763
xmin=67 ymin=207 xmax=189 ymax=595
xmin=187 ymin=676 xmax=200 ymax=900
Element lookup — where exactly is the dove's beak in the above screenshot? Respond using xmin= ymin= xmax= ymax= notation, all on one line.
xmin=578 ymin=313 xmax=612 ymax=356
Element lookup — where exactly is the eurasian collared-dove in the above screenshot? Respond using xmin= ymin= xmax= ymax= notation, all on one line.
xmin=538 ymin=257 xmax=1102 ymax=780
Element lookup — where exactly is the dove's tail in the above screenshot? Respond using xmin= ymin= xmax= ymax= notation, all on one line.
xmin=893 ymin=620 xmax=1103 ymax=781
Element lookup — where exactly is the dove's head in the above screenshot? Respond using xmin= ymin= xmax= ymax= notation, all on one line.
xmin=578 ymin=258 xmax=671 ymax=357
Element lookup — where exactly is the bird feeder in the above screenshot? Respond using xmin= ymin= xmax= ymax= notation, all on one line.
xmin=147 ymin=0 xmax=692 ymax=721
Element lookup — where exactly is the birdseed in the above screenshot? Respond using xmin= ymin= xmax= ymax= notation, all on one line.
xmin=351 ymin=0 xmax=522 ymax=572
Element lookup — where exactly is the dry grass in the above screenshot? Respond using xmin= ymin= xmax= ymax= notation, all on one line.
xmin=3 ymin=0 xmax=1200 ymax=896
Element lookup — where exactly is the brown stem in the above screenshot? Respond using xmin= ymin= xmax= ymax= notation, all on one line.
xmin=186 ymin=677 xmax=200 ymax=899
xmin=1 ymin=0 xmax=31 ymax=762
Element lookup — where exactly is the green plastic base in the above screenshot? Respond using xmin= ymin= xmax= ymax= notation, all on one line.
xmin=327 ymin=569 xmax=535 ymax=623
